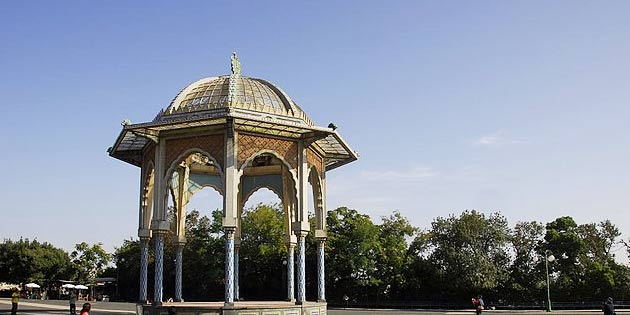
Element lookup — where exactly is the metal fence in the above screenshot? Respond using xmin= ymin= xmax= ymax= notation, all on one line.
xmin=327 ymin=300 xmax=630 ymax=310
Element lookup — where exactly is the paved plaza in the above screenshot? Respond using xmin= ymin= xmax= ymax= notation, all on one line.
xmin=1 ymin=299 xmax=626 ymax=315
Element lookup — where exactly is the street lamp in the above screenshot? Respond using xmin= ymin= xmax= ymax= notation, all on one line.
xmin=545 ymin=250 xmax=556 ymax=312
xmin=116 ymin=257 xmax=125 ymax=300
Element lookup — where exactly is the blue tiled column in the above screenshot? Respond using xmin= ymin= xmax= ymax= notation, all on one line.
xmin=317 ymin=239 xmax=326 ymax=302
xmin=175 ymin=243 xmax=184 ymax=302
xmin=153 ymin=233 xmax=165 ymax=304
xmin=139 ymin=237 xmax=149 ymax=303
xmin=296 ymin=232 xmax=307 ymax=304
xmin=234 ymin=245 xmax=240 ymax=301
xmin=224 ymin=228 xmax=236 ymax=306
xmin=287 ymin=243 xmax=295 ymax=301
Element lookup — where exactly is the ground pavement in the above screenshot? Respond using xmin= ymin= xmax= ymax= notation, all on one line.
xmin=0 ymin=299 xmax=625 ymax=315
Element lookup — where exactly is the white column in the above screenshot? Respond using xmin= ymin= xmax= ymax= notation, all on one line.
xmin=223 ymin=121 xmax=238 ymax=307
xmin=223 ymin=122 xmax=238 ymax=228
xmin=175 ymin=243 xmax=184 ymax=302
xmin=296 ymin=232 xmax=307 ymax=304
xmin=139 ymin=237 xmax=150 ymax=303
xmin=287 ymin=243 xmax=295 ymax=302
xmin=153 ymin=232 xmax=165 ymax=304
xmin=224 ymin=228 xmax=236 ymax=306
xmin=294 ymin=141 xmax=310 ymax=304
xmin=317 ymin=239 xmax=326 ymax=301
xmin=150 ymin=139 xmax=169 ymax=305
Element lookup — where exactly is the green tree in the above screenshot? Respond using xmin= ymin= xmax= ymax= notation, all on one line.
xmin=577 ymin=220 xmax=620 ymax=264
xmin=0 ymin=239 xmax=73 ymax=292
xmin=375 ymin=211 xmax=417 ymax=300
xmin=113 ymin=239 xmax=142 ymax=301
xmin=541 ymin=216 xmax=585 ymax=299
xmin=70 ymin=242 xmax=111 ymax=284
xmin=326 ymin=207 xmax=381 ymax=302
xmin=405 ymin=230 xmax=440 ymax=300
xmin=507 ymin=221 xmax=545 ymax=301
xmin=428 ymin=210 xmax=510 ymax=299
xmin=180 ymin=209 xmax=224 ymax=300
xmin=239 ymin=203 xmax=286 ymax=300
xmin=574 ymin=220 xmax=622 ymax=299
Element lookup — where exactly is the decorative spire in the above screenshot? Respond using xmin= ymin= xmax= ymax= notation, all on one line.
xmin=230 ymin=51 xmax=241 ymax=76
xmin=228 ymin=52 xmax=241 ymax=106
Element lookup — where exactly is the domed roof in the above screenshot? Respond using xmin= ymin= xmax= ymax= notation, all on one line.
xmin=110 ymin=54 xmax=358 ymax=171
xmin=161 ymin=76 xmax=313 ymax=126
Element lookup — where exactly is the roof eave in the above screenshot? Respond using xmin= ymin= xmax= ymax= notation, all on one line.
xmin=108 ymin=128 xmax=147 ymax=167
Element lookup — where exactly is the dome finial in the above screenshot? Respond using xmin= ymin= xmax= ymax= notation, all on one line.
xmin=228 ymin=52 xmax=241 ymax=106
xmin=231 ymin=52 xmax=241 ymax=76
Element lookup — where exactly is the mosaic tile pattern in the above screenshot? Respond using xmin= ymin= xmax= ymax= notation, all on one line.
xmin=139 ymin=239 xmax=149 ymax=302
xmin=165 ymin=134 xmax=225 ymax=173
xmin=306 ymin=148 xmax=324 ymax=177
xmin=154 ymin=234 xmax=165 ymax=303
xmin=237 ymin=134 xmax=298 ymax=170
xmin=175 ymin=245 xmax=184 ymax=301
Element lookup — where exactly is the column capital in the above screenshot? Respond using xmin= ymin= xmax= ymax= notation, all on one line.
xmin=152 ymin=229 xmax=169 ymax=236
xmin=284 ymin=233 xmax=297 ymax=244
xmin=314 ymin=229 xmax=327 ymax=239
xmin=224 ymin=227 xmax=236 ymax=239
xmin=173 ymin=236 xmax=187 ymax=246
xmin=138 ymin=228 xmax=152 ymax=239
xmin=150 ymin=219 xmax=170 ymax=232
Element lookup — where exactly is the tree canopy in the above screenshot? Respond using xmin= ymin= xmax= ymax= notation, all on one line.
xmin=2 ymin=206 xmax=630 ymax=306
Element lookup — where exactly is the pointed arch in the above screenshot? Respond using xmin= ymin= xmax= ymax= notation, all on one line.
xmin=238 ymin=149 xmax=299 ymax=245
xmin=308 ymin=166 xmax=325 ymax=231
xmin=164 ymin=148 xmax=224 ymax=241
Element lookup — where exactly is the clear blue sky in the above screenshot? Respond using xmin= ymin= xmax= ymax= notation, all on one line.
xmin=1 ymin=1 xmax=629 ymax=261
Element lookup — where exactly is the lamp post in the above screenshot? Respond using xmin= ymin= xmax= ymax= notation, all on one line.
xmin=545 ymin=250 xmax=555 ymax=312
xmin=116 ymin=257 xmax=124 ymax=300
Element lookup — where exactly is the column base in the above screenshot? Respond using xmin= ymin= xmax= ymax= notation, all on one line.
xmin=295 ymin=301 xmax=304 ymax=305
xmin=224 ymin=302 xmax=234 ymax=309
xmin=318 ymin=299 xmax=326 ymax=303
xmin=286 ymin=298 xmax=296 ymax=302
xmin=152 ymin=301 xmax=163 ymax=307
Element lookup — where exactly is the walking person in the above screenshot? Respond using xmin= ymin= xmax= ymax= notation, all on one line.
xmin=11 ymin=289 xmax=19 ymax=315
xmin=603 ymin=297 xmax=616 ymax=315
xmin=472 ymin=295 xmax=484 ymax=315
xmin=69 ymin=290 xmax=77 ymax=315
xmin=79 ymin=303 xmax=91 ymax=315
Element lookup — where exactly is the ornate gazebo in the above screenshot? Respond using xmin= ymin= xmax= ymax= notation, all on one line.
xmin=108 ymin=54 xmax=357 ymax=315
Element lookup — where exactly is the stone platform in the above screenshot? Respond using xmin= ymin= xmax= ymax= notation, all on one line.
xmin=139 ymin=301 xmax=327 ymax=315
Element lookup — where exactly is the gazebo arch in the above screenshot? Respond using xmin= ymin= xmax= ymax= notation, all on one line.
xmin=165 ymin=148 xmax=225 ymax=301
xmin=108 ymin=53 xmax=358 ymax=315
